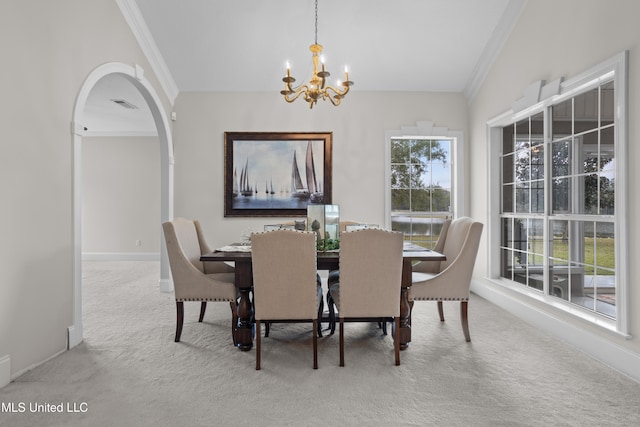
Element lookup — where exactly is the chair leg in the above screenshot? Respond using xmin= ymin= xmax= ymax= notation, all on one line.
xmin=438 ymin=301 xmax=445 ymax=322
xmin=265 ymin=322 xmax=271 ymax=337
xmin=327 ymin=291 xmax=336 ymax=335
xmin=394 ymin=317 xmax=400 ymax=366
xmin=199 ymin=301 xmax=207 ymax=322
xmin=174 ymin=301 xmax=184 ymax=342
xmin=312 ymin=321 xmax=318 ymax=369
xmin=230 ymin=301 xmax=238 ymax=346
xmin=461 ymin=301 xmax=471 ymax=342
xmin=317 ymin=296 xmax=324 ymax=338
xmin=339 ymin=318 xmax=345 ymax=367
xmin=256 ymin=320 xmax=261 ymax=370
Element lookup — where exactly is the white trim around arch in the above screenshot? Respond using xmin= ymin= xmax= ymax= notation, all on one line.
xmin=69 ymin=62 xmax=175 ymax=349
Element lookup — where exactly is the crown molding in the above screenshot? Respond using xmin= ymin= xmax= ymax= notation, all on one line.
xmin=464 ymin=0 xmax=528 ymax=104
xmin=116 ymin=0 xmax=179 ymax=105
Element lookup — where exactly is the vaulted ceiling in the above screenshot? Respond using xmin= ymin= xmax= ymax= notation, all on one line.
xmin=85 ymin=0 xmax=525 ymax=132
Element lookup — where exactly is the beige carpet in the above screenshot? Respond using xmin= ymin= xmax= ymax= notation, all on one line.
xmin=1 ymin=261 xmax=639 ymax=427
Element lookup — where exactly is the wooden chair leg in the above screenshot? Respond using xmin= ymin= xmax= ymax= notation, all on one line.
xmin=317 ymin=297 xmax=324 ymax=338
xmin=256 ymin=320 xmax=261 ymax=370
xmin=394 ymin=317 xmax=400 ymax=366
xmin=438 ymin=301 xmax=445 ymax=322
xmin=199 ymin=301 xmax=207 ymax=322
xmin=230 ymin=301 xmax=238 ymax=346
xmin=461 ymin=301 xmax=471 ymax=342
xmin=313 ymin=321 xmax=318 ymax=369
xmin=327 ymin=291 xmax=336 ymax=335
xmin=339 ymin=318 xmax=345 ymax=367
xmin=174 ymin=301 xmax=184 ymax=342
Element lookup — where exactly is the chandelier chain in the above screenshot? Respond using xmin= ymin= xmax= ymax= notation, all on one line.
xmin=314 ymin=0 xmax=318 ymax=45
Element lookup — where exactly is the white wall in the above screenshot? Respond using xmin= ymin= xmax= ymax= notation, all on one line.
xmin=171 ymin=91 xmax=468 ymax=248
xmin=468 ymin=0 xmax=640 ymax=373
xmin=0 ymin=0 xmax=170 ymax=381
xmin=82 ymin=136 xmax=160 ymax=257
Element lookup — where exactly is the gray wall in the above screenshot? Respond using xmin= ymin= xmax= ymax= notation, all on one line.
xmin=172 ymin=91 xmax=468 ymax=248
xmin=82 ymin=136 xmax=160 ymax=256
xmin=0 ymin=0 xmax=170 ymax=379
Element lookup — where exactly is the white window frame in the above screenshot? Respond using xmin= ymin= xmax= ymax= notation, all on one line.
xmin=486 ymin=51 xmax=629 ymax=335
xmin=384 ymin=121 xmax=465 ymax=229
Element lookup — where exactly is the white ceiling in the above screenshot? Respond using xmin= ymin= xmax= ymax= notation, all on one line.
xmin=84 ymin=0 xmax=525 ymax=132
xmin=134 ymin=0 xmax=520 ymax=93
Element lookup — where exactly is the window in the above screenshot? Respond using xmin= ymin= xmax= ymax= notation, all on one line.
xmin=492 ymin=52 xmax=628 ymax=333
xmin=388 ymin=137 xmax=453 ymax=248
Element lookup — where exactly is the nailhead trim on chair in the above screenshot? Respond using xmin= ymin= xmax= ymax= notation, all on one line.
xmin=176 ymin=297 xmax=235 ymax=302
xmin=410 ymin=297 xmax=469 ymax=301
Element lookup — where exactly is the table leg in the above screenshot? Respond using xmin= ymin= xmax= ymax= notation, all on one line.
xmin=399 ymin=259 xmax=413 ymax=350
xmin=234 ymin=261 xmax=254 ymax=351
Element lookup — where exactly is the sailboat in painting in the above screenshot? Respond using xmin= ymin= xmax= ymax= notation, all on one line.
xmin=232 ymin=168 xmax=239 ymax=197
xmin=239 ymin=159 xmax=253 ymax=196
xmin=291 ymin=151 xmax=309 ymax=199
xmin=290 ymin=141 xmax=323 ymax=203
xmin=306 ymin=141 xmax=323 ymax=203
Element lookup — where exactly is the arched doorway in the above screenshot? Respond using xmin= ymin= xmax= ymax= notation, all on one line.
xmin=69 ymin=62 xmax=174 ymax=348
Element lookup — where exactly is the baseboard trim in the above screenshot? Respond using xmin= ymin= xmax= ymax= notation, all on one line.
xmin=0 ymin=355 xmax=10 ymax=388
xmin=472 ymin=279 xmax=640 ymax=384
xmin=159 ymin=278 xmax=173 ymax=293
xmin=68 ymin=325 xmax=83 ymax=349
xmin=82 ymin=252 xmax=160 ymax=261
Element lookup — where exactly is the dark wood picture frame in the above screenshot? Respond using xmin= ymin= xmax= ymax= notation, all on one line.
xmin=224 ymin=132 xmax=332 ymax=217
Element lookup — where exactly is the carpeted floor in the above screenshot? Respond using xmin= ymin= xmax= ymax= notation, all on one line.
xmin=1 ymin=261 xmax=639 ymax=426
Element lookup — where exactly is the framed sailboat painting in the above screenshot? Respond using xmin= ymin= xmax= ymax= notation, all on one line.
xmin=224 ymin=132 xmax=333 ymax=217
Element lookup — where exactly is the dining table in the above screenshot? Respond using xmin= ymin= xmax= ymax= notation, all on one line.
xmin=200 ymin=243 xmax=445 ymax=351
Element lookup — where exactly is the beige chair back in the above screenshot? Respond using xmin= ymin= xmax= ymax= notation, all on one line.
xmin=440 ymin=217 xmax=482 ymax=273
xmin=251 ymin=230 xmax=318 ymax=321
xmin=338 ymin=229 xmax=403 ymax=318
xmin=165 ymin=217 xmax=205 ymax=273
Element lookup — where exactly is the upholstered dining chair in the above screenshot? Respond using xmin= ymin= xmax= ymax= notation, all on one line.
xmin=409 ymin=217 xmax=483 ymax=342
xmin=327 ymin=228 xmax=404 ymax=366
xmin=251 ymin=230 xmax=322 ymax=370
xmin=162 ymin=217 xmax=237 ymax=344
xmin=327 ymin=221 xmax=362 ymax=335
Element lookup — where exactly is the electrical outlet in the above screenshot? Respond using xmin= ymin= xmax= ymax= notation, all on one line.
xmin=135 ymin=240 xmax=142 ymax=246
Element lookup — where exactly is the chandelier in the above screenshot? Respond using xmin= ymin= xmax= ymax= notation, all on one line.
xmin=280 ymin=0 xmax=353 ymax=109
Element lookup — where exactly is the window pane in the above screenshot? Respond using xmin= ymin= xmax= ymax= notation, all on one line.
xmin=391 ymin=164 xmax=409 ymax=188
xmin=580 ymin=174 xmax=600 ymax=214
xmin=601 ymin=81 xmax=614 ymax=127
xmin=551 ymin=140 xmax=570 ymax=177
xmin=391 ymin=189 xmax=410 ymax=211
xmin=502 ymin=124 xmax=514 ymax=154
xmin=390 ymin=140 xmax=410 ymax=163
xmin=515 ymin=182 xmax=529 ymax=212
xmin=502 ymin=183 xmax=514 ymax=212
xmin=552 ymin=177 xmax=570 ymax=213
xmin=502 ymin=153 xmax=514 ymax=184
xmin=515 ymin=118 xmax=530 ymax=149
xmin=515 ymin=149 xmax=530 ymax=183
xmin=529 ymin=219 xmax=544 ymax=264
xmin=531 ymin=145 xmax=544 ymax=180
xmin=550 ymin=220 xmax=569 ymax=261
xmin=574 ymin=88 xmax=599 ymax=134
xmin=531 ymin=180 xmax=544 ymax=213
xmin=552 ymin=99 xmax=572 ymax=139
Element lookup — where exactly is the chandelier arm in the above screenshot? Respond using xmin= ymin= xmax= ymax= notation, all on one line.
xmin=324 ymin=85 xmax=350 ymax=97
xmin=283 ymin=85 xmax=312 ymax=103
